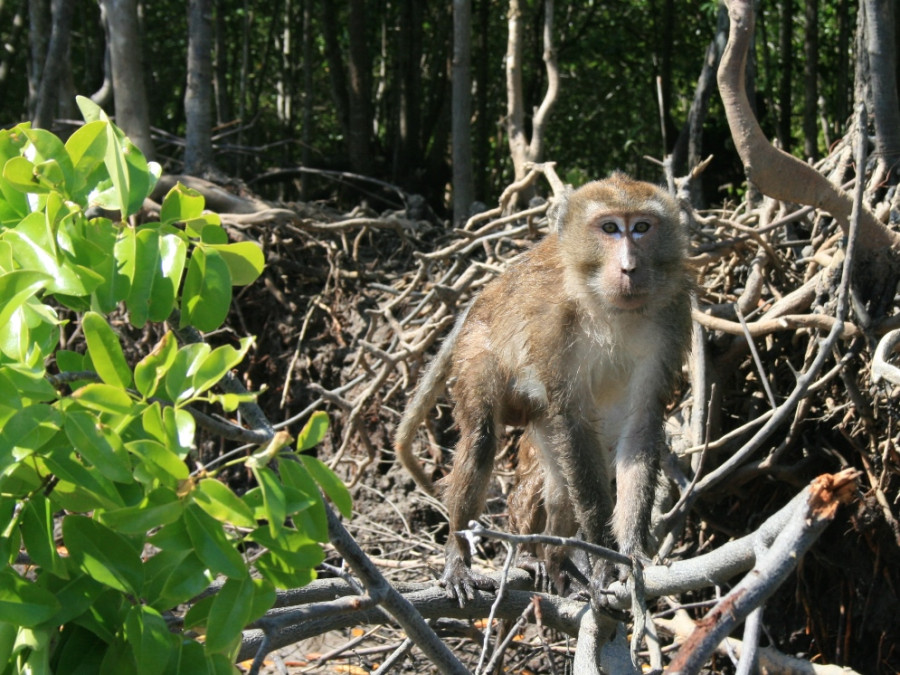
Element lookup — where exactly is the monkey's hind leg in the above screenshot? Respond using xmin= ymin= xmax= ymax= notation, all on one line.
xmin=439 ymin=403 xmax=501 ymax=605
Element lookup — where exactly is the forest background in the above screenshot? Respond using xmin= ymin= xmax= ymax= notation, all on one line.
xmin=0 ymin=0 xmax=861 ymax=212
xmin=3 ymin=0 xmax=900 ymax=673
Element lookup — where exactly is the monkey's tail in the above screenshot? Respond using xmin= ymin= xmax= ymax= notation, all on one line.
xmin=394 ymin=305 xmax=470 ymax=497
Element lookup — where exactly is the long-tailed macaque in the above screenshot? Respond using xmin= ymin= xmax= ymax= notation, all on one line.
xmin=395 ymin=173 xmax=692 ymax=603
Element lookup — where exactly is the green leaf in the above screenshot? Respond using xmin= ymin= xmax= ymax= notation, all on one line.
xmin=183 ymin=504 xmax=247 ymax=580
xmin=300 ymin=455 xmax=352 ymax=519
xmin=0 ymin=568 xmax=60 ymax=627
xmin=205 ymin=242 xmax=265 ymax=286
xmin=134 ymin=332 xmax=177 ymax=399
xmin=162 ymin=342 xmax=209 ymax=402
xmin=20 ymin=497 xmax=66 ymax=576
xmin=277 ymin=460 xmax=328 ymax=542
xmin=71 ymin=382 xmax=134 ymax=415
xmin=62 ymin=515 xmax=143 ymax=596
xmin=159 ymin=184 xmax=205 ymax=226
xmin=65 ymin=121 xmax=108 ymax=178
xmin=297 ymin=411 xmax=329 ymax=451
xmin=191 ymin=337 xmax=252 ymax=396
xmin=253 ymin=550 xmax=320 ymax=589
xmin=251 ymin=465 xmax=286 ymax=539
xmin=149 ymin=233 xmax=186 ymax=322
xmin=0 ymin=404 xmax=62 ymax=471
xmin=124 ymin=605 xmax=176 ymax=675
xmin=205 ymin=577 xmax=273 ymax=654
xmin=193 ymin=478 xmax=256 ymax=528
xmin=99 ymin=488 xmax=183 ymax=535
xmin=125 ymin=439 xmax=189 ymax=486
xmin=2 ymin=156 xmax=49 ymax=194
xmin=180 ymin=248 xmax=232 ymax=331
xmin=44 ymin=450 xmax=125 ymax=511
xmin=82 ymin=311 xmax=132 ymax=388
xmin=63 ymin=411 xmax=132 ymax=483
xmin=0 ymin=364 xmax=57 ymax=403
xmin=126 ymin=227 xmax=159 ymax=328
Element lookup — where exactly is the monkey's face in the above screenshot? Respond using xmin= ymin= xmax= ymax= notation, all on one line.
xmin=557 ymin=175 xmax=686 ymax=313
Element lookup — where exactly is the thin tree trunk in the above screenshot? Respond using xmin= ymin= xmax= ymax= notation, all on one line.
xmin=505 ymin=0 xmax=558 ymax=188
xmin=32 ymin=0 xmax=72 ymax=129
xmin=452 ymin=0 xmax=473 ymax=224
xmin=27 ymin=0 xmax=49 ymax=119
xmin=102 ymin=0 xmax=155 ymax=159
xmin=301 ymin=0 xmax=312 ymax=197
xmin=90 ymin=0 xmax=113 ymax=108
xmin=777 ymin=0 xmax=793 ymax=151
xmin=346 ymin=0 xmax=373 ymax=174
xmin=184 ymin=0 xmax=214 ymax=176
xmin=803 ymin=0 xmax=818 ymax=160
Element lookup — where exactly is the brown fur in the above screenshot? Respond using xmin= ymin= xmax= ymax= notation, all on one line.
xmin=395 ymin=173 xmax=692 ymax=603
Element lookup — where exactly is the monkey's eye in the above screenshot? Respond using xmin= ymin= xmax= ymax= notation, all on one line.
xmin=600 ymin=221 xmax=619 ymax=234
xmin=633 ymin=220 xmax=651 ymax=234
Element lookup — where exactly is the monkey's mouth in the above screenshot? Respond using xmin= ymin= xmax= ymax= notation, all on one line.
xmin=609 ymin=294 xmax=648 ymax=311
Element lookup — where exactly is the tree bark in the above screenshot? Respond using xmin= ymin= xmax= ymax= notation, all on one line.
xmin=803 ymin=0 xmax=818 ymax=160
xmin=184 ymin=0 xmax=214 ymax=176
xmin=505 ymin=0 xmax=558 ymax=190
xmin=32 ymin=0 xmax=73 ymax=130
xmin=862 ymin=0 xmax=900 ymax=177
xmin=346 ymin=0 xmax=373 ymax=175
xmin=452 ymin=0 xmax=474 ymax=224
xmin=776 ymin=0 xmax=793 ymax=152
xmin=101 ymin=0 xmax=155 ymax=159
xmin=27 ymin=0 xmax=49 ymax=119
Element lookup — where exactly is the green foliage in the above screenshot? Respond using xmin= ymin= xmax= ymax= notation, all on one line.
xmin=0 ymin=101 xmax=349 ymax=672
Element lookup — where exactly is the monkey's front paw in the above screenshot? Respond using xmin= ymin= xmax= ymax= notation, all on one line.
xmin=588 ymin=560 xmax=624 ymax=610
xmin=439 ymin=562 xmax=497 ymax=607
xmin=516 ymin=552 xmax=550 ymax=592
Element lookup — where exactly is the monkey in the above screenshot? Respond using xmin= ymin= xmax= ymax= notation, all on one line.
xmin=394 ymin=172 xmax=692 ymax=604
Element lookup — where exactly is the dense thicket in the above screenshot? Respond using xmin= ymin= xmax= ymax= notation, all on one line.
xmin=0 ymin=0 xmax=869 ymax=211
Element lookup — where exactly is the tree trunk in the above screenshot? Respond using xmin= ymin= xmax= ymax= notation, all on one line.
xmin=32 ymin=0 xmax=73 ymax=130
xmin=671 ymin=2 xmax=728 ymax=204
xmin=184 ymin=0 xmax=214 ymax=176
xmin=346 ymin=0 xmax=373 ymax=175
xmin=301 ymin=0 xmax=313 ymax=197
xmin=452 ymin=0 xmax=474 ymax=224
xmin=776 ymin=0 xmax=793 ymax=152
xmin=392 ymin=0 xmax=422 ymax=187
xmin=803 ymin=0 xmax=819 ymax=160
xmin=90 ymin=0 xmax=113 ymax=109
xmin=862 ymin=0 xmax=900 ymax=178
xmin=27 ymin=0 xmax=49 ymax=120
xmin=102 ymin=0 xmax=155 ymax=159
xmin=718 ymin=0 xmax=900 ymax=313
xmin=474 ymin=0 xmax=490 ymax=201
xmin=505 ymin=0 xmax=558 ymax=190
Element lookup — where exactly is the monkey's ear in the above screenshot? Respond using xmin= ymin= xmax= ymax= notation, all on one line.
xmin=547 ymin=186 xmax=573 ymax=234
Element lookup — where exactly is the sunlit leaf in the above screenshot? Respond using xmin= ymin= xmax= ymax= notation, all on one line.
xmin=183 ymin=504 xmax=247 ymax=580
xmin=300 ymin=455 xmax=352 ymax=519
xmin=193 ymin=478 xmax=256 ymax=528
xmin=63 ymin=515 xmax=143 ymax=596
xmin=296 ymin=411 xmax=329 ymax=451
xmin=180 ymin=248 xmax=231 ymax=331
xmin=82 ymin=311 xmax=132 ymax=389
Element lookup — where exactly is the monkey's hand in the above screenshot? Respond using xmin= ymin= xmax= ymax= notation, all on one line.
xmin=588 ymin=559 xmax=626 ymax=610
xmin=439 ymin=555 xmax=497 ymax=607
xmin=515 ymin=551 xmax=550 ymax=593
